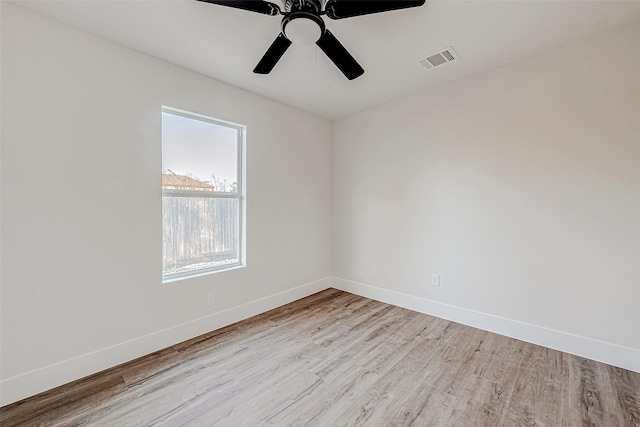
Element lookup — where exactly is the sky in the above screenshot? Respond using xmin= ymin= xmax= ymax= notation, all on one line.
xmin=162 ymin=111 xmax=238 ymax=186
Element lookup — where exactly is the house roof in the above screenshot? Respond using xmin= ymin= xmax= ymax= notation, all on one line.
xmin=162 ymin=173 xmax=214 ymax=191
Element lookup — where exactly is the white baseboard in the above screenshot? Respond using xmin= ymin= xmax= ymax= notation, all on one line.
xmin=0 ymin=277 xmax=332 ymax=406
xmin=332 ymin=277 xmax=640 ymax=373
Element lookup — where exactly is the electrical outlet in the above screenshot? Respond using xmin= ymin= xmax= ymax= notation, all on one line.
xmin=431 ymin=274 xmax=440 ymax=287
xmin=206 ymin=292 xmax=215 ymax=307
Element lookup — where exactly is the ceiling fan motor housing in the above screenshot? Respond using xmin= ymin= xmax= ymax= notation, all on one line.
xmin=282 ymin=0 xmax=326 ymax=45
xmin=284 ymin=0 xmax=322 ymax=14
xmin=282 ymin=12 xmax=325 ymax=44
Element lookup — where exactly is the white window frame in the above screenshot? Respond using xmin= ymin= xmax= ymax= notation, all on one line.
xmin=162 ymin=106 xmax=246 ymax=283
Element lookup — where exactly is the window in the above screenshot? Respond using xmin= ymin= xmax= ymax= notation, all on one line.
xmin=162 ymin=107 xmax=245 ymax=282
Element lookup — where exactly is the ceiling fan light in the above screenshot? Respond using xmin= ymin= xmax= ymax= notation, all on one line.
xmin=284 ymin=16 xmax=323 ymax=45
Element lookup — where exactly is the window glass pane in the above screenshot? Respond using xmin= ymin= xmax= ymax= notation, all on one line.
xmin=162 ymin=197 xmax=240 ymax=275
xmin=162 ymin=111 xmax=238 ymax=193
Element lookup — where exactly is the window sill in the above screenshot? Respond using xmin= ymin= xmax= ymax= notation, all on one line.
xmin=162 ymin=263 xmax=245 ymax=284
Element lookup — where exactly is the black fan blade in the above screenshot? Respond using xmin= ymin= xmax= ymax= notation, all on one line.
xmin=253 ymin=33 xmax=292 ymax=74
xmin=197 ymin=0 xmax=281 ymax=16
xmin=316 ymin=29 xmax=364 ymax=80
xmin=325 ymin=0 xmax=425 ymax=20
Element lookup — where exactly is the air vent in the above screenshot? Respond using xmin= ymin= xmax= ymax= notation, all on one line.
xmin=418 ymin=47 xmax=459 ymax=70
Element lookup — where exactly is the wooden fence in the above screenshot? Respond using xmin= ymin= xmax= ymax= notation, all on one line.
xmin=162 ymin=197 xmax=239 ymax=273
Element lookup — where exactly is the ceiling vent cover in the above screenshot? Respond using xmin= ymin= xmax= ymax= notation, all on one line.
xmin=418 ymin=46 xmax=459 ymax=70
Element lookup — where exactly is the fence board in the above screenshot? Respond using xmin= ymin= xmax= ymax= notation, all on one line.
xmin=162 ymin=197 xmax=239 ymax=273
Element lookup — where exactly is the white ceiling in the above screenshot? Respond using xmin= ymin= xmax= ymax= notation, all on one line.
xmin=13 ymin=0 xmax=640 ymax=119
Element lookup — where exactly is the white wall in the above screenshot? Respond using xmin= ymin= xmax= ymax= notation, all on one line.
xmin=0 ymin=3 xmax=331 ymax=405
xmin=332 ymin=22 xmax=640 ymax=370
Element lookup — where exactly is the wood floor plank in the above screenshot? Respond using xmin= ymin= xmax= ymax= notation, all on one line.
xmin=150 ymin=334 xmax=329 ymax=426
xmin=603 ymin=364 xmax=640 ymax=426
xmin=395 ymin=384 xmax=457 ymax=426
xmin=180 ymin=369 xmax=323 ymax=427
xmin=2 ymin=288 xmax=639 ymax=427
xmin=505 ymin=343 xmax=569 ymax=427
xmin=333 ymin=335 xmax=449 ymax=426
xmin=448 ymin=376 xmax=511 ymax=427
xmin=566 ymin=355 xmax=619 ymax=426
xmin=470 ymin=331 xmax=526 ymax=384
xmin=308 ymin=305 xmax=426 ymax=380
xmin=0 ymin=374 xmax=126 ymax=427
xmin=420 ymin=340 xmax=489 ymax=396
xmin=277 ymin=365 xmax=380 ymax=426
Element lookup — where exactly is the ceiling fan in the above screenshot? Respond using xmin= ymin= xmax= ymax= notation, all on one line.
xmin=197 ymin=0 xmax=426 ymax=80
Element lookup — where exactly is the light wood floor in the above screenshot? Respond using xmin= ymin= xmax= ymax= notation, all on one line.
xmin=2 ymin=289 xmax=639 ymax=426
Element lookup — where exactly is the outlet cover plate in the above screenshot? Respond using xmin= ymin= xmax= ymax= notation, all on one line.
xmin=431 ymin=274 xmax=440 ymax=287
